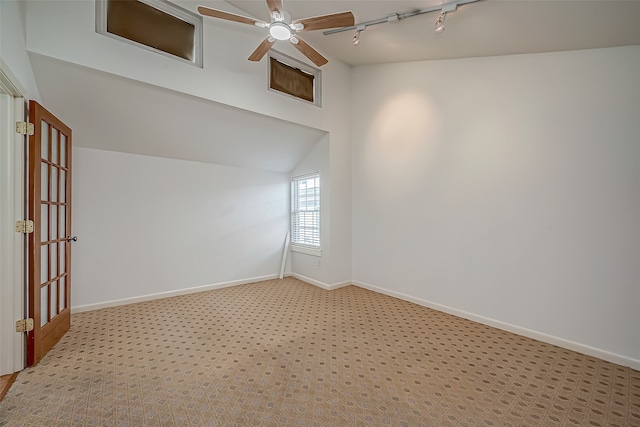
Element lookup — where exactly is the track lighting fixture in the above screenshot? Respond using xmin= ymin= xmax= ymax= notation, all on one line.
xmin=352 ymin=30 xmax=361 ymax=45
xmin=434 ymin=12 xmax=446 ymax=33
xmin=435 ymin=3 xmax=457 ymax=34
xmin=325 ymin=0 xmax=470 ymax=39
xmin=352 ymin=25 xmax=366 ymax=45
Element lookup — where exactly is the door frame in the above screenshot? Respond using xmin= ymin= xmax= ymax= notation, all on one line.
xmin=0 ymin=59 xmax=27 ymax=375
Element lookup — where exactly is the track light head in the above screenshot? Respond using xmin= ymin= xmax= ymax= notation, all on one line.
xmin=352 ymin=25 xmax=366 ymax=46
xmin=434 ymin=3 xmax=457 ymax=34
xmin=434 ymin=12 xmax=446 ymax=33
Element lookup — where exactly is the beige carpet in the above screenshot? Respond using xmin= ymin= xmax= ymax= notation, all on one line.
xmin=1 ymin=278 xmax=638 ymax=426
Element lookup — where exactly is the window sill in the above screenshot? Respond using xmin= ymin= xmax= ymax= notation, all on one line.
xmin=290 ymin=245 xmax=322 ymax=257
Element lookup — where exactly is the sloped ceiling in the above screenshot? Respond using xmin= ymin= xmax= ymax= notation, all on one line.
xmin=27 ymin=1 xmax=640 ymax=173
xmin=223 ymin=0 xmax=640 ymax=66
xmin=29 ymin=53 xmax=327 ymax=173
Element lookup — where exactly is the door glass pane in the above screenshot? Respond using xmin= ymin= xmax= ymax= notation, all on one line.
xmin=60 ymin=170 xmax=66 ymax=203
xmin=60 ymin=206 xmax=66 ymax=241
xmin=59 ymin=277 xmax=66 ymax=311
xmin=57 ymin=242 xmax=62 ymax=278
xmin=51 ymin=167 xmax=58 ymax=203
xmin=60 ymin=134 xmax=66 ymax=167
xmin=60 ymin=240 xmax=66 ymax=274
xmin=51 ymin=242 xmax=58 ymax=279
xmin=41 ymin=205 xmax=49 ymax=243
xmin=51 ymin=128 xmax=58 ymax=165
xmin=51 ymin=206 xmax=58 ymax=242
xmin=41 ymin=163 xmax=49 ymax=202
xmin=40 ymin=245 xmax=48 ymax=283
xmin=50 ymin=281 xmax=58 ymax=318
xmin=41 ymin=121 xmax=49 ymax=161
xmin=41 ymin=286 xmax=48 ymax=326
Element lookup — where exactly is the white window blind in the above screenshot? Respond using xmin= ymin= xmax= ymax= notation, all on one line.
xmin=291 ymin=173 xmax=320 ymax=248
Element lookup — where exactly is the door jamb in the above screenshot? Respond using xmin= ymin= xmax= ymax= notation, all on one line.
xmin=0 ymin=59 xmax=27 ymax=375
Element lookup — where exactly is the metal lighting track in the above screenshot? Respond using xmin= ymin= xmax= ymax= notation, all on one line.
xmin=323 ymin=0 xmax=482 ymax=35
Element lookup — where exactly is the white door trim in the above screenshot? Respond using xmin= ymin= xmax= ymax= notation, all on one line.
xmin=0 ymin=60 xmax=27 ymax=375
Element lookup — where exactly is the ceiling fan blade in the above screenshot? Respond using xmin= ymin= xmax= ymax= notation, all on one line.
xmin=197 ymin=6 xmax=265 ymax=26
xmin=291 ymin=37 xmax=328 ymax=67
xmin=293 ymin=11 xmax=355 ymax=31
xmin=266 ymin=0 xmax=283 ymax=15
xmin=248 ymin=37 xmax=276 ymax=62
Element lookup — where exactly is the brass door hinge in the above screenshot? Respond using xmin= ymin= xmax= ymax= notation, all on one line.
xmin=16 ymin=318 xmax=34 ymax=333
xmin=16 ymin=121 xmax=34 ymax=136
xmin=15 ymin=220 xmax=34 ymax=234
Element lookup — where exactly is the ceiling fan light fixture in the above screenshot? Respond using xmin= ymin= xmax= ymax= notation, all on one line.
xmin=434 ymin=12 xmax=446 ymax=33
xmin=269 ymin=22 xmax=292 ymax=40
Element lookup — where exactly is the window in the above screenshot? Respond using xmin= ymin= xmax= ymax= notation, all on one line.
xmin=291 ymin=173 xmax=320 ymax=250
xmin=268 ymin=51 xmax=321 ymax=107
xmin=96 ymin=0 xmax=203 ymax=67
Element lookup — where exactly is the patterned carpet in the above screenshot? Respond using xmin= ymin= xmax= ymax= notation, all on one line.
xmin=1 ymin=277 xmax=638 ymax=426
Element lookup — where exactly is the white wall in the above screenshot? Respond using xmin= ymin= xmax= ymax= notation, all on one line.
xmin=72 ymin=147 xmax=290 ymax=308
xmin=26 ymin=0 xmax=353 ymax=286
xmin=0 ymin=0 xmax=40 ymax=99
xmin=289 ymin=136 xmax=330 ymax=285
xmin=351 ymin=46 xmax=640 ymax=367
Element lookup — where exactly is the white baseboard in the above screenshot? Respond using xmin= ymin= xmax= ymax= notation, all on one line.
xmin=287 ymin=273 xmax=351 ymax=291
xmin=351 ymin=280 xmax=640 ymax=371
xmin=72 ymin=274 xmax=280 ymax=313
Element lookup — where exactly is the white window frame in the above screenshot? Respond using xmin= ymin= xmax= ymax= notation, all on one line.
xmin=290 ymin=173 xmax=321 ymax=256
xmin=95 ymin=0 xmax=203 ymax=68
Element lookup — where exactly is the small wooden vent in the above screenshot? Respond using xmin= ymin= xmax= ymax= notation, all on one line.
xmin=106 ymin=0 xmax=195 ymax=62
xmin=269 ymin=57 xmax=316 ymax=104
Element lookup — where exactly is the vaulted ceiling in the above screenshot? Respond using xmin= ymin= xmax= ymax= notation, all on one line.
xmin=29 ymin=53 xmax=326 ymax=173
xmin=224 ymin=0 xmax=640 ymax=65
xmin=26 ymin=0 xmax=640 ymax=172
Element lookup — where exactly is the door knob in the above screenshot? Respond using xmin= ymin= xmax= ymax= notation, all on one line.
xmin=66 ymin=236 xmax=77 ymax=242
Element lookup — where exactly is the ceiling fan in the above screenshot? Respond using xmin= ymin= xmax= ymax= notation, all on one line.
xmin=197 ymin=0 xmax=355 ymax=67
